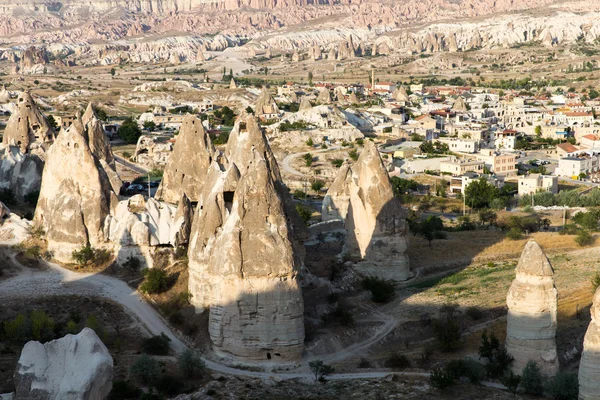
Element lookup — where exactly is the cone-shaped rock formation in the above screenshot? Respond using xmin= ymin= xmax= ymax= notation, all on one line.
xmin=2 ymin=92 xmax=53 ymax=154
xmin=452 ymin=96 xmax=468 ymax=112
xmin=155 ymin=115 xmax=215 ymax=204
xmin=35 ymin=119 xmax=116 ymax=262
xmin=322 ymin=141 xmax=410 ymax=280
xmin=506 ymin=240 xmax=559 ymax=376
xmin=316 ymin=87 xmax=331 ymax=105
xmin=299 ymin=96 xmax=312 ymax=112
xmin=188 ymin=115 xmax=305 ymax=362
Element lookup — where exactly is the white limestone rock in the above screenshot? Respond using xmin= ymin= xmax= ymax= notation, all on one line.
xmin=579 ymin=285 xmax=600 ymax=399
xmin=322 ymin=141 xmax=410 ymax=281
xmin=506 ymin=240 xmax=559 ymax=376
xmin=14 ymin=328 xmax=113 ymax=400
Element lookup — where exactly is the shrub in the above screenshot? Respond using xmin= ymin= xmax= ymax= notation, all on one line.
xmin=544 ymin=372 xmax=579 ymax=400
xmin=433 ymin=318 xmax=461 ymax=352
xmin=24 ymin=245 xmax=41 ymax=259
xmin=295 ymin=204 xmax=313 ymax=226
xmin=430 ymin=367 xmax=455 ymax=391
xmin=141 ymin=333 xmax=171 ymax=355
xmin=306 ymin=138 xmax=314 ymax=146
xmin=130 ymin=354 xmax=160 ymax=385
xmin=321 ymin=304 xmax=354 ymax=326
xmin=521 ymin=360 xmax=544 ymax=395
xmin=85 ymin=315 xmax=103 ymax=337
xmin=560 ymin=224 xmax=580 ymax=235
xmin=331 ymin=159 xmax=344 ymax=168
xmin=122 ymin=256 xmax=141 ymax=271
xmin=592 ymin=272 xmax=600 ymax=293
xmin=361 ymin=277 xmax=395 ymax=303
xmin=348 ymin=149 xmax=359 ymax=161
xmin=140 ymin=268 xmax=170 ymax=294
xmin=575 ymin=230 xmax=595 ymax=247
xmin=311 ymin=180 xmax=325 ymax=193
xmin=501 ymin=371 xmax=521 ymax=397
xmin=479 ymin=330 xmax=514 ymax=378
xmin=72 ymin=245 xmax=96 ymax=266
xmin=30 ymin=310 xmax=54 ymax=341
xmin=293 ymin=190 xmax=307 ymax=199
xmin=2 ymin=314 xmax=29 ymax=343
xmin=506 ymin=227 xmax=523 ymax=240
xmin=308 ymin=360 xmax=335 ymax=382
xmin=303 ymin=153 xmax=313 ymax=166
xmin=384 ymin=353 xmax=411 ymax=369
xmin=178 ymin=349 xmax=205 ymax=378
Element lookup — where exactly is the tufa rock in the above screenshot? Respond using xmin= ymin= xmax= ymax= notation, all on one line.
xmin=155 ymin=115 xmax=214 ymax=204
xmin=580 ymin=285 xmax=600 ymax=399
xmin=229 ymin=78 xmax=237 ymax=89
xmin=35 ymin=119 xmax=117 ymax=263
xmin=2 ymin=92 xmax=53 ymax=154
xmin=506 ymin=240 xmax=559 ymax=376
xmin=316 ymin=88 xmax=331 ymax=105
xmin=451 ymin=96 xmax=468 ymax=112
xmin=255 ymin=88 xmax=280 ymax=117
xmin=322 ymin=141 xmax=410 ymax=281
xmin=14 ymin=328 xmax=113 ymax=400
xmin=81 ymin=103 xmax=123 ymax=194
xmin=392 ymin=86 xmax=409 ymax=102
xmin=298 ymin=96 xmax=312 ymax=112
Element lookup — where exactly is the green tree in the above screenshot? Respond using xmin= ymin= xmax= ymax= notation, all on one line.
xmin=245 ymin=106 xmax=254 ymax=114
xmin=311 ymin=180 xmax=325 ymax=193
xmin=303 ymin=153 xmax=313 ymax=166
xmin=178 ymin=349 xmax=205 ymax=378
xmin=143 ymin=121 xmax=156 ymax=131
xmin=575 ymin=229 xmax=595 ymax=247
xmin=308 ymin=360 xmax=335 ymax=382
xmin=140 ymin=268 xmax=170 ymax=294
xmin=308 ymin=71 xmax=313 ymax=85
xmin=479 ymin=209 xmax=497 ymax=226
xmin=501 ymin=372 xmax=521 ymax=397
xmin=535 ymin=125 xmax=542 ymax=137
xmin=544 ymin=372 xmax=579 ymax=400
xmin=46 ymin=115 xmax=58 ymax=131
xmin=110 ymin=68 xmax=116 ymax=77
xmin=348 ymin=149 xmax=359 ymax=161
xmin=430 ymin=367 xmax=456 ymax=391
xmin=295 ymin=204 xmax=313 ymax=226
xmin=521 ymin=361 xmax=544 ymax=395
xmin=464 ymin=177 xmax=498 ymax=209
xmin=118 ymin=117 xmax=142 ymax=144
xmin=72 ymin=245 xmax=96 ymax=266
xmin=331 ymin=159 xmax=344 ymax=168
xmin=130 ymin=354 xmax=160 ymax=385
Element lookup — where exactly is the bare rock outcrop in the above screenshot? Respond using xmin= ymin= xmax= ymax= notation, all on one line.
xmin=299 ymin=96 xmax=312 ymax=112
xmin=580 ymin=285 xmax=600 ymax=399
xmin=134 ymin=135 xmax=173 ymax=168
xmin=82 ymin=103 xmax=122 ymax=194
xmin=392 ymin=86 xmax=409 ymax=102
xmin=155 ymin=115 xmax=214 ymax=204
xmin=316 ymin=88 xmax=331 ymax=105
xmin=255 ymin=88 xmax=280 ymax=118
xmin=14 ymin=328 xmax=113 ymax=400
xmin=452 ymin=96 xmax=468 ymax=113
xmin=2 ymin=92 xmax=53 ymax=154
xmin=506 ymin=240 xmax=559 ymax=376
xmin=188 ymin=115 xmax=305 ymax=362
xmin=322 ymin=141 xmax=410 ymax=281
xmin=35 ymin=119 xmax=117 ymax=263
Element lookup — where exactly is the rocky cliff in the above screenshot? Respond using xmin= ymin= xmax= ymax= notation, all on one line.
xmin=579 ymin=285 xmax=600 ymax=399
xmin=506 ymin=240 xmax=559 ymax=376
xmin=155 ymin=115 xmax=215 ymax=204
xmin=35 ymin=118 xmax=117 ymax=263
xmin=322 ymin=140 xmax=410 ymax=281
xmin=188 ymin=115 xmax=304 ymax=362
xmin=2 ymin=92 xmax=53 ymax=155
xmin=14 ymin=328 xmax=113 ymax=400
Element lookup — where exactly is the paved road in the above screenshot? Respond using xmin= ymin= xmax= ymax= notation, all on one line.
xmin=281 ymin=146 xmax=341 ymax=177
xmin=114 ymin=155 xmax=149 ymax=175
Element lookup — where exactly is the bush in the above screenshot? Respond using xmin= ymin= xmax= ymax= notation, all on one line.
xmin=348 ymin=149 xmax=359 ymax=161
xmin=30 ymin=310 xmax=54 ymax=341
xmin=384 ymin=353 xmax=411 ymax=369
xmin=295 ymin=204 xmax=313 ymax=226
xmin=293 ymin=190 xmax=307 ymax=199
xmin=2 ymin=314 xmax=29 ymax=343
xmin=433 ymin=318 xmax=461 ymax=352
xmin=506 ymin=227 xmax=524 ymax=240
xmin=479 ymin=330 xmax=514 ymax=378
xmin=118 ymin=117 xmax=142 ymax=144
xmin=311 ymin=180 xmax=325 ymax=193
xmin=178 ymin=349 xmax=205 ymax=378
xmin=85 ymin=315 xmax=103 ymax=337
xmin=430 ymin=367 xmax=456 ymax=391
xmin=130 ymin=354 xmax=160 ymax=385
xmin=141 ymin=333 xmax=171 ymax=355
xmin=331 ymin=159 xmax=344 ymax=168
xmin=72 ymin=245 xmax=96 ymax=266
xmin=309 ymin=360 xmax=335 ymax=382
xmin=592 ymin=272 xmax=600 ymax=293
xmin=544 ymin=372 xmax=578 ymax=400
xmin=521 ymin=360 xmax=544 ymax=395
xmin=306 ymin=138 xmax=314 ymax=146
xmin=575 ymin=230 xmax=595 ymax=247
xmin=140 ymin=268 xmax=170 ymax=294
xmin=361 ymin=277 xmax=395 ymax=303
xmin=501 ymin=371 xmax=521 ymax=396
xmin=122 ymin=256 xmax=141 ymax=271
xmin=321 ymin=304 xmax=354 ymax=326
xmin=303 ymin=153 xmax=313 ymax=166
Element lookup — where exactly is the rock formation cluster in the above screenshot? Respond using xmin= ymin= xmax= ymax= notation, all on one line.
xmin=155 ymin=115 xmax=215 ymax=204
xmin=14 ymin=328 xmax=113 ymax=400
xmin=135 ymin=135 xmax=174 ymax=169
xmin=505 ymin=240 xmax=559 ymax=376
xmin=188 ymin=115 xmax=305 ymax=362
xmin=579 ymin=286 xmax=600 ymax=399
xmin=322 ymin=141 xmax=410 ymax=281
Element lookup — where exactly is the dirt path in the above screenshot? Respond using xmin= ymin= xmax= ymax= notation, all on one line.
xmin=281 ymin=146 xmax=341 ymax=177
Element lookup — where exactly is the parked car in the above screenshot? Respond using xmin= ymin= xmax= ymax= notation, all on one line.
xmin=125 ymin=184 xmax=145 ymax=194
